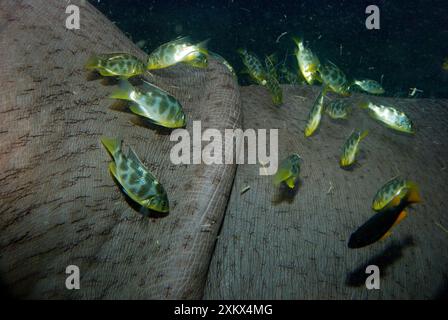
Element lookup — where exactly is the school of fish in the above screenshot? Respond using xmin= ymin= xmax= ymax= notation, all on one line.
xmin=86 ymin=33 xmax=421 ymax=249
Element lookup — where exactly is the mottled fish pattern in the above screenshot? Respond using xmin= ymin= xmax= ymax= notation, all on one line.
xmin=293 ymin=37 xmax=321 ymax=85
xmin=110 ymin=79 xmax=186 ymax=128
xmin=101 ymin=137 xmax=169 ymax=213
xmin=372 ymin=177 xmax=420 ymax=211
xmin=361 ymin=101 xmax=414 ymax=134
xmin=304 ymin=87 xmax=327 ymax=137
xmin=273 ymin=154 xmax=301 ymax=189
xmin=147 ymin=36 xmax=208 ymax=70
xmin=238 ymin=48 xmax=268 ymax=86
xmin=325 ymin=99 xmax=351 ymax=119
xmin=352 ymin=79 xmax=385 ymax=95
xmin=319 ymin=61 xmax=351 ymax=96
xmin=85 ymin=53 xmax=146 ymax=78
xmin=339 ymin=130 xmax=368 ymax=168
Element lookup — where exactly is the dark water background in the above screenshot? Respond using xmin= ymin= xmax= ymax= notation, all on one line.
xmin=90 ymin=0 xmax=448 ymax=98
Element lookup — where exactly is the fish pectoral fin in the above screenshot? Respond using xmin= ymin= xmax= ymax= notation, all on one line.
xmin=129 ymin=103 xmax=149 ymax=118
xmin=389 ymin=195 xmax=402 ymax=208
xmin=380 ymin=231 xmax=393 ymax=241
xmin=98 ymin=69 xmax=115 ymax=77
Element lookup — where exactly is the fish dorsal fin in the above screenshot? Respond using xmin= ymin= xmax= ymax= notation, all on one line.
xmin=141 ymin=80 xmax=171 ymax=96
xmin=168 ymin=36 xmax=192 ymax=46
xmin=127 ymin=147 xmax=157 ymax=181
xmin=389 ymin=195 xmax=402 ymax=208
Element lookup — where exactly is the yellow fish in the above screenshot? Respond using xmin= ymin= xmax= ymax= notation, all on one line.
xmin=101 ymin=137 xmax=169 ymax=213
xmin=360 ymin=101 xmax=414 ymax=134
xmin=348 ymin=195 xmax=412 ymax=248
xmin=238 ymin=48 xmax=268 ymax=86
xmin=273 ymin=154 xmax=301 ymax=189
xmin=339 ymin=129 xmax=368 ymax=168
xmin=85 ymin=53 xmax=146 ymax=78
xmin=292 ymin=37 xmax=321 ymax=85
xmin=304 ymin=87 xmax=327 ymax=137
xmin=110 ymin=79 xmax=186 ymax=129
xmin=372 ymin=177 xmax=421 ymax=211
xmin=147 ymin=36 xmax=209 ymax=70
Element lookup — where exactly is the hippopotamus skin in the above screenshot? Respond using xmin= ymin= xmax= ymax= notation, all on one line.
xmin=0 ymin=0 xmax=241 ymax=299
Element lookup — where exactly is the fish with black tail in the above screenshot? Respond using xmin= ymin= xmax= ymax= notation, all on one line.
xmin=348 ymin=190 xmax=421 ymax=249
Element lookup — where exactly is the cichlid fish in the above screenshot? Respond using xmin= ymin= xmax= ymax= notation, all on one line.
xmin=325 ymin=99 xmax=351 ymax=120
xmin=238 ymin=48 xmax=268 ymax=86
xmin=273 ymin=154 xmax=301 ymax=189
xmin=318 ymin=61 xmax=351 ymax=96
xmin=372 ymin=177 xmax=421 ymax=211
xmin=360 ymin=101 xmax=414 ymax=134
xmin=352 ymin=79 xmax=385 ymax=95
xmin=265 ymin=54 xmax=278 ymax=79
xmin=348 ymin=191 xmax=420 ymax=248
xmin=265 ymin=76 xmax=283 ymax=106
xmin=264 ymin=54 xmax=283 ymax=106
xmin=292 ymin=37 xmax=321 ymax=85
xmin=110 ymin=79 xmax=186 ymax=128
xmin=339 ymin=129 xmax=368 ymax=168
xmin=85 ymin=53 xmax=146 ymax=78
xmin=147 ymin=36 xmax=209 ymax=70
xmin=209 ymin=51 xmax=236 ymax=77
xmin=304 ymin=87 xmax=327 ymax=137
xmin=101 ymin=137 xmax=169 ymax=213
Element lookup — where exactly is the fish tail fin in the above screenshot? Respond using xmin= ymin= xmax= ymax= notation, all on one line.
xmin=109 ymin=79 xmax=134 ymax=101
xmin=359 ymin=130 xmax=369 ymax=141
xmin=101 ymin=136 xmax=121 ymax=160
xmin=406 ymin=182 xmax=422 ymax=204
xmin=85 ymin=55 xmax=101 ymax=70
